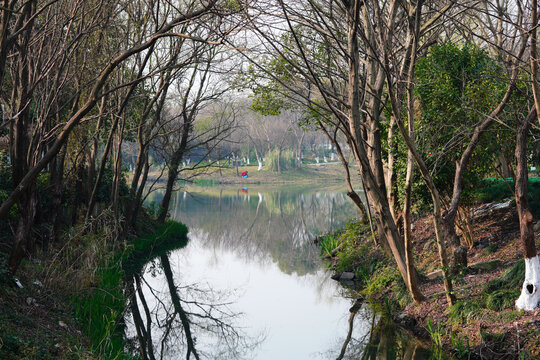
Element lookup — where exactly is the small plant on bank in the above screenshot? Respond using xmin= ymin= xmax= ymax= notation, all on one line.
xmin=450 ymin=331 xmax=472 ymax=358
xmin=426 ymin=318 xmax=444 ymax=349
xmin=318 ymin=233 xmax=340 ymax=258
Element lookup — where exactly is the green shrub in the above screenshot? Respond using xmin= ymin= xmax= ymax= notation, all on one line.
xmin=477 ymin=177 xmax=540 ymax=216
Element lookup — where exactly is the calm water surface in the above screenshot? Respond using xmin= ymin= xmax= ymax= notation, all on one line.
xmin=125 ymin=185 xmax=433 ymax=359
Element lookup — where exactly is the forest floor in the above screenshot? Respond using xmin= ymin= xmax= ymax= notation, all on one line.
xmin=0 ymin=257 xmax=95 ymax=359
xmin=398 ymin=204 xmax=540 ymax=358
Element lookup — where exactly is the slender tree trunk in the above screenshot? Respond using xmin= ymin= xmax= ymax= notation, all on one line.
xmin=87 ymin=113 xmax=119 ymax=219
xmin=111 ymin=115 xmax=126 ymax=218
xmin=531 ymin=0 xmax=540 ymax=126
xmin=8 ymin=7 xmax=36 ymax=273
xmin=403 ymin=56 xmax=425 ymax=303
xmin=87 ymin=96 xmax=106 ymax=199
xmin=497 ymin=153 xmax=512 ymax=179
xmin=387 ymin=115 xmax=399 ymax=224
xmin=157 ymin=118 xmax=191 ymax=223
xmin=8 ymin=187 xmax=37 ymax=273
xmin=131 ymin=157 xmax=150 ymax=228
xmin=383 ymin=0 xmax=451 ymax=304
xmin=50 ymin=145 xmax=67 ymax=242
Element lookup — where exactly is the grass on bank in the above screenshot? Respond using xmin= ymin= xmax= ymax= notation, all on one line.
xmin=318 ymin=175 xmax=540 ymax=357
xmin=72 ymin=220 xmax=188 ymax=359
xmin=318 ymin=220 xmax=411 ymax=312
xmin=0 ymin=213 xmax=189 ymax=360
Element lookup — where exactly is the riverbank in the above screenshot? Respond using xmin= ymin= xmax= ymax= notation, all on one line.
xmin=0 ymin=213 xmax=189 ymax=359
xmin=140 ymin=162 xmax=356 ymax=186
xmin=320 ymin=178 xmax=540 ymax=359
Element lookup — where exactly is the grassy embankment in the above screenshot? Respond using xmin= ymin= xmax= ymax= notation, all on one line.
xmin=319 ymin=177 xmax=540 ymax=358
xmin=0 ymin=215 xmax=188 ymax=359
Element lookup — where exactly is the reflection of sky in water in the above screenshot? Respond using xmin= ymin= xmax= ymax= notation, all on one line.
xmin=128 ymin=186 xmax=376 ymax=359
xmin=170 ymin=238 xmax=365 ymax=360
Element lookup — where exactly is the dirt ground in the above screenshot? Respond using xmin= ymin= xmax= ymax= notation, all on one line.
xmin=404 ymin=204 xmax=540 ymax=359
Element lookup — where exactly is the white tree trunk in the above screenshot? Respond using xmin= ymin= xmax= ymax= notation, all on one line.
xmin=257 ymin=160 xmax=263 ymax=171
xmin=516 ymin=256 xmax=540 ymax=311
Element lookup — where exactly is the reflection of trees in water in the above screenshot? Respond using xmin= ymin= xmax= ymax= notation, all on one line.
xmin=322 ymin=303 xmax=431 ymax=360
xmin=169 ymin=188 xmax=357 ymax=276
xmin=126 ymin=253 xmax=262 ymax=360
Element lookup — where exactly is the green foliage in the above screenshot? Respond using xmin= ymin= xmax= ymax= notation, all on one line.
xmin=95 ymin=165 xmax=130 ymax=203
xmin=363 ymin=265 xmax=409 ymax=306
xmin=414 ymin=43 xmax=508 ymax=203
xmin=477 ymin=177 xmax=540 ymax=216
xmin=73 ymin=263 xmax=126 ymax=358
xmin=192 ymin=178 xmax=219 ymax=187
xmin=319 ymin=220 xmax=413 ymax=310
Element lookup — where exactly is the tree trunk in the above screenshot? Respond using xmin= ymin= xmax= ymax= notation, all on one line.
xmin=345 ymin=0 xmax=421 ymax=296
xmin=515 ymin=107 xmax=539 ymax=311
xmin=131 ymin=158 xmax=150 ymax=228
xmin=497 ymin=153 xmax=512 ymax=179
xmin=531 ymin=0 xmax=540 ymax=127
xmin=111 ymin=116 xmax=126 ymax=219
xmin=8 ymin=187 xmax=37 ymax=274
xmin=87 ymin=113 xmax=119 ymax=219
xmin=157 ymin=118 xmax=191 ymax=223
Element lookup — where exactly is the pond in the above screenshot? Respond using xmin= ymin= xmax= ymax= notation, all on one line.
xmin=124 ymin=184 xmax=436 ymax=359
